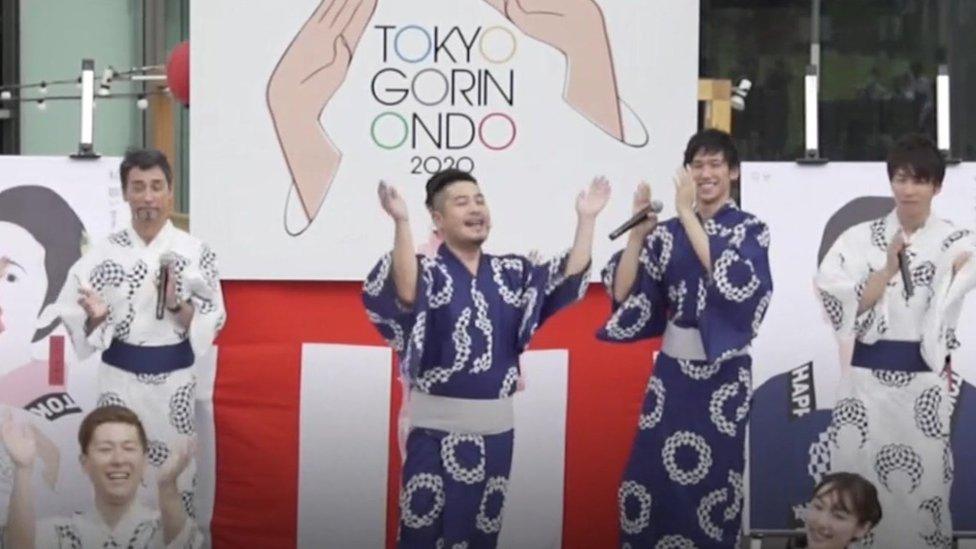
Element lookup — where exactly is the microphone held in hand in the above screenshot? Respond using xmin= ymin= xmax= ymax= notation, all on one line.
xmin=609 ymin=199 xmax=664 ymax=240
xmin=156 ymin=253 xmax=176 ymax=320
xmin=898 ymin=249 xmax=913 ymax=298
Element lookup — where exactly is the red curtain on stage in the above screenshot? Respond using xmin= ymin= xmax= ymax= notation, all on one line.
xmin=211 ymin=281 xmax=656 ymax=548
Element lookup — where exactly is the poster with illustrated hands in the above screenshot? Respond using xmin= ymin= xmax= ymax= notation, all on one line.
xmin=192 ymin=0 xmax=699 ymax=280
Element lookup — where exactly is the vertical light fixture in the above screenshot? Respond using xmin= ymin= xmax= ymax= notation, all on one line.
xmin=936 ymin=64 xmax=958 ymax=164
xmin=72 ymin=58 xmax=99 ymax=158
xmin=805 ymin=65 xmax=818 ymax=154
xmin=936 ymin=65 xmax=949 ymax=152
xmin=797 ymin=0 xmax=827 ymax=164
xmin=798 ymin=64 xmax=827 ymax=164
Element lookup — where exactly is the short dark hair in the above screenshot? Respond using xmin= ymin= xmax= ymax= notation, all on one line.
xmin=425 ymin=169 xmax=477 ymax=209
xmin=886 ymin=133 xmax=945 ymax=186
xmin=812 ymin=472 xmax=883 ymax=528
xmin=683 ymin=128 xmax=740 ymax=172
xmin=78 ymin=405 xmax=148 ymax=455
xmin=0 ymin=185 xmax=86 ymax=341
xmin=120 ymin=148 xmax=173 ymax=191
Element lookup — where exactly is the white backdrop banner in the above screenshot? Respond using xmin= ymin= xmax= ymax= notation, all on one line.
xmin=191 ymin=0 xmax=699 ymax=280
xmin=744 ymin=161 xmax=976 ymax=532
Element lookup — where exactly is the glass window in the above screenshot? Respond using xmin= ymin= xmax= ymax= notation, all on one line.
xmin=700 ymin=0 xmax=975 ymax=160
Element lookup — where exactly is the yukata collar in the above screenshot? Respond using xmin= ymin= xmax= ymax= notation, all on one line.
xmin=696 ymin=199 xmax=739 ymax=222
xmin=437 ymin=242 xmax=486 ymax=277
xmin=82 ymin=500 xmax=152 ymax=538
xmin=127 ymin=220 xmax=174 ymax=250
xmin=883 ymin=208 xmax=933 ymax=242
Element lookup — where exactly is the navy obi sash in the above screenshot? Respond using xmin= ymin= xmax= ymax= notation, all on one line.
xmin=851 ymin=340 xmax=929 ymax=373
xmin=102 ymin=339 xmax=194 ymax=374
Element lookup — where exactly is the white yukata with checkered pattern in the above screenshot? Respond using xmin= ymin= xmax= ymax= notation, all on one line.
xmin=56 ymin=221 xmax=225 ymax=516
xmin=815 ymin=211 xmax=976 ymax=548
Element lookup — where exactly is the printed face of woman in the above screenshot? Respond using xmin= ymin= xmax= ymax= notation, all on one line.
xmin=0 ymin=221 xmax=48 ymax=369
xmin=805 ymin=487 xmax=872 ymax=549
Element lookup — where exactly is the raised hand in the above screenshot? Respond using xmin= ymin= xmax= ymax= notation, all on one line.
xmin=157 ymin=437 xmax=195 ymax=488
xmin=674 ymin=167 xmax=696 ymax=217
xmin=77 ymin=287 xmax=108 ymax=324
xmin=1 ymin=410 xmax=37 ymax=471
xmin=268 ymin=0 xmax=378 ymax=223
xmin=564 ymin=176 xmax=610 ymax=277
xmin=268 ymin=0 xmax=375 ymax=114
xmin=483 ymin=0 xmax=624 ymax=140
xmin=884 ymin=232 xmax=907 ymax=279
xmin=378 ymin=181 xmax=409 ymax=222
xmin=486 ymin=0 xmax=604 ymax=55
xmin=953 ymin=251 xmax=972 ymax=276
xmin=629 ymin=181 xmax=658 ymax=239
xmin=576 ymin=176 xmax=611 ymax=219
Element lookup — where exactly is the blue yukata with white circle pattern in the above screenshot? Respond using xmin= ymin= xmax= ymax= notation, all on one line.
xmin=364 ymin=243 xmax=589 ymax=548
xmin=598 ymin=201 xmax=772 ymax=548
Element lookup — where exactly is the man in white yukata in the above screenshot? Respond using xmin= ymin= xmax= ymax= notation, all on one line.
xmin=816 ymin=134 xmax=975 ymax=548
xmin=1 ymin=405 xmax=202 ymax=548
xmin=56 ymin=149 xmax=225 ymax=516
xmin=364 ymin=169 xmax=610 ymax=548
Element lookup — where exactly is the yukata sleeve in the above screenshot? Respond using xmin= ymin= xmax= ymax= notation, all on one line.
xmin=362 ymin=253 xmax=442 ymax=378
xmin=596 ymin=224 xmax=670 ymax=343
xmin=508 ymin=249 xmax=590 ymax=349
xmin=156 ymin=517 xmax=205 ymax=549
xmin=33 ymin=518 xmax=71 ymax=549
xmin=180 ymin=243 xmax=227 ymax=359
xmin=698 ymin=217 xmax=774 ymax=362
xmin=921 ymin=229 xmax=976 ymax=369
xmin=814 ymin=226 xmax=887 ymax=343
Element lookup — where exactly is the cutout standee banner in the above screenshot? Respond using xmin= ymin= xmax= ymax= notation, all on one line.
xmin=744 ymin=162 xmax=976 ymax=533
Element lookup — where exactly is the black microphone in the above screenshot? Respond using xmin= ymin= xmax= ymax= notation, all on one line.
xmin=156 ymin=253 xmax=175 ymax=319
xmin=609 ymin=199 xmax=664 ymax=240
xmin=898 ymin=249 xmax=913 ymax=298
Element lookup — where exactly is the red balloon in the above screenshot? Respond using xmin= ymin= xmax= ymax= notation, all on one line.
xmin=166 ymin=40 xmax=190 ymax=106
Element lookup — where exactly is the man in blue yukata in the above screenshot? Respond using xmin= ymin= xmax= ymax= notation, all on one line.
xmin=363 ymin=168 xmax=610 ymax=548
xmin=599 ymin=129 xmax=773 ymax=548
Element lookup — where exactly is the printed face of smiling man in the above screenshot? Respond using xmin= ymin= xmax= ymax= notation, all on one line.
xmin=80 ymin=422 xmax=148 ymax=506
